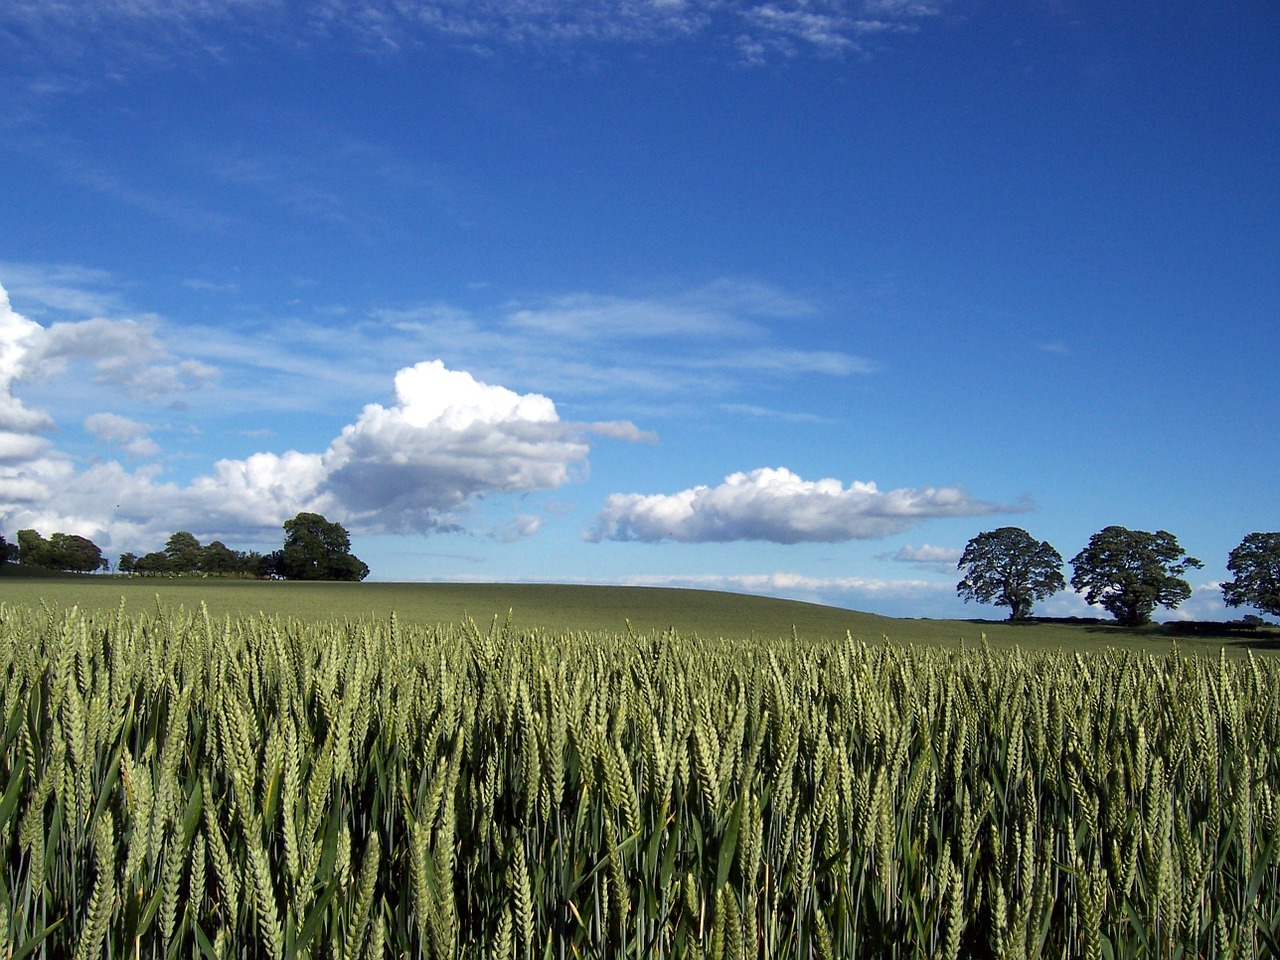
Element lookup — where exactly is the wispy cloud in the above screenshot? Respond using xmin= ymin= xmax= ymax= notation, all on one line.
xmin=588 ymin=466 xmax=1028 ymax=544
xmin=1037 ymin=341 xmax=1071 ymax=355
xmin=2 ymin=264 xmax=860 ymax=423
xmin=373 ymin=279 xmax=872 ymax=414
xmin=720 ymin=403 xmax=835 ymax=424
xmin=0 ymin=262 xmax=122 ymax=318
xmin=2 ymin=0 xmax=954 ymax=69
xmin=888 ymin=543 xmax=962 ymax=566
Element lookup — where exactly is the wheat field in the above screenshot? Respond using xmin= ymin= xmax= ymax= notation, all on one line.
xmin=1 ymin=601 xmax=1277 ymax=958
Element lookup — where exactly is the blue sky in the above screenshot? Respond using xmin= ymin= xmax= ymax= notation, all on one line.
xmin=1 ymin=0 xmax=1276 ymax=620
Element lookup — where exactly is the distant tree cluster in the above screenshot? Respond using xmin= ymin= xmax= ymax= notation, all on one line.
xmin=957 ymin=525 xmax=1280 ymax=626
xmin=8 ymin=529 xmax=110 ymax=573
xmin=2 ymin=512 xmax=369 ymax=582
xmin=118 ymin=530 xmax=273 ymax=578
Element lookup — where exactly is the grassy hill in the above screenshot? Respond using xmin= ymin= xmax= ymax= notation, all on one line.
xmin=2 ymin=572 xmax=1275 ymax=656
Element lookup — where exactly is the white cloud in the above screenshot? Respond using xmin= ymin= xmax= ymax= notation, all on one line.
xmin=0 ymin=285 xmax=55 ymax=433
xmin=700 ymin=348 xmax=875 ymax=376
xmin=588 ymin=466 xmax=1028 ymax=543
xmin=34 ymin=317 xmax=218 ymax=398
xmin=0 ymin=347 xmax=645 ymax=549
xmin=319 ymin=360 xmax=598 ymax=532
xmin=84 ymin=412 xmax=160 ymax=459
xmin=0 ymin=280 xmax=216 ymax=420
xmin=720 ymin=403 xmax=833 ymax=424
xmin=0 ymin=431 xmax=52 ymax=464
xmin=891 ymin=543 xmax=962 ymax=565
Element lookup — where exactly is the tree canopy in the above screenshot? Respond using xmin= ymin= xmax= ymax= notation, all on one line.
xmin=277 ymin=512 xmax=369 ymax=582
xmin=15 ymin=529 xmax=107 ymax=573
xmin=956 ymin=527 xmax=1065 ymax=620
xmin=1221 ymin=532 xmax=1280 ymax=618
xmin=164 ymin=531 xmax=204 ymax=573
xmin=1069 ymin=526 xmax=1202 ymax=627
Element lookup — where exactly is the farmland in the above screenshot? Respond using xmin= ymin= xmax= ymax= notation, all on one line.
xmin=1 ymin=575 xmax=1276 ymax=656
xmin=1 ymin=582 xmax=1278 ymax=957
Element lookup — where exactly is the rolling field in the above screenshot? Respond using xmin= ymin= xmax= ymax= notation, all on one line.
xmin=1 ymin=574 xmax=1276 ymax=656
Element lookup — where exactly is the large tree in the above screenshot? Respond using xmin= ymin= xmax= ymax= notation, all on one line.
xmin=278 ymin=512 xmax=369 ymax=582
xmin=956 ymin=527 xmax=1065 ymax=620
xmin=1069 ymin=526 xmax=1202 ymax=627
xmin=50 ymin=533 xmax=107 ymax=573
xmin=1221 ymin=532 xmax=1280 ymax=618
xmin=164 ymin=531 xmax=204 ymax=574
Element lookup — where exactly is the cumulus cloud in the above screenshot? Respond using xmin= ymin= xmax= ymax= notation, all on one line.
xmin=0 ymin=345 xmax=645 ymax=548
xmin=0 ymin=285 xmax=56 ymax=433
xmin=588 ymin=467 xmax=1028 ymax=544
xmin=157 ymin=359 xmax=633 ymax=538
xmin=319 ymin=360 xmax=598 ymax=532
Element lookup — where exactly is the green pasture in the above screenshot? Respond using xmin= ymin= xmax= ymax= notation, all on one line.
xmin=2 ymin=572 xmax=1275 ymax=655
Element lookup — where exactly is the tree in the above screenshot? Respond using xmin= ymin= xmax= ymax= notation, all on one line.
xmin=1069 ymin=526 xmax=1203 ymax=627
xmin=49 ymin=533 xmax=107 ymax=573
xmin=956 ymin=527 xmax=1065 ymax=620
xmin=1221 ymin=532 xmax=1280 ymax=619
xmin=164 ymin=531 xmax=204 ymax=574
xmin=16 ymin=529 xmax=106 ymax=572
xmin=0 ymin=534 xmax=18 ymax=564
xmin=17 ymin=529 xmax=54 ymax=568
xmin=200 ymin=540 xmax=241 ymax=576
xmin=278 ymin=512 xmax=369 ymax=582
xmin=118 ymin=552 xmax=138 ymax=575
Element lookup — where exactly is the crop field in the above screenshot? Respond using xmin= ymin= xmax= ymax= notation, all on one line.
xmin=1 ymin=575 xmax=1276 ymax=656
xmin=1 ymin=598 xmax=1278 ymax=958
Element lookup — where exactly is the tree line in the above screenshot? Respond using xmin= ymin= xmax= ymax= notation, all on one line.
xmin=957 ymin=525 xmax=1280 ymax=625
xmin=0 ymin=512 xmax=369 ymax=582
